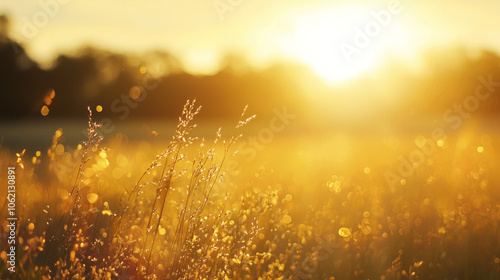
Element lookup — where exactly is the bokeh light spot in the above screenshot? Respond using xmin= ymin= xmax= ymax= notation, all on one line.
xmin=437 ymin=139 xmax=445 ymax=147
xmin=282 ymin=215 xmax=292 ymax=224
xmin=44 ymin=96 xmax=52 ymax=105
xmin=129 ymin=86 xmax=141 ymax=99
xmin=48 ymin=89 xmax=55 ymax=99
xmin=97 ymin=158 xmax=110 ymax=169
xmin=99 ymin=150 xmax=107 ymax=158
xmin=158 ymin=227 xmax=166 ymax=235
xmin=55 ymin=144 xmax=65 ymax=155
xmin=338 ymin=227 xmax=351 ymax=237
xmin=87 ymin=193 xmax=99 ymax=204
xmin=41 ymin=105 xmax=49 ymax=116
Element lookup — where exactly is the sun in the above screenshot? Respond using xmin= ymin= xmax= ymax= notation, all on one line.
xmin=282 ymin=8 xmax=376 ymax=83
xmin=279 ymin=5 xmax=415 ymax=84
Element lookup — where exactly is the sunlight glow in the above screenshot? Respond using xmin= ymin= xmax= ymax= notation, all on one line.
xmin=282 ymin=7 xmax=374 ymax=83
xmin=280 ymin=6 xmax=418 ymax=84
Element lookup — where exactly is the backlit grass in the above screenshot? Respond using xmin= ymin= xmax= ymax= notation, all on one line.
xmin=1 ymin=101 xmax=500 ymax=279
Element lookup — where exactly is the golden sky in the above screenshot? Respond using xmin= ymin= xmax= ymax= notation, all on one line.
xmin=1 ymin=0 xmax=499 ymax=82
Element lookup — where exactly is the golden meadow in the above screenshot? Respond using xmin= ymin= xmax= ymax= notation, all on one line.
xmin=1 ymin=98 xmax=499 ymax=279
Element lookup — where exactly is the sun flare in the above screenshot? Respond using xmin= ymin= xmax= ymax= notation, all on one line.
xmin=281 ymin=6 xmax=416 ymax=84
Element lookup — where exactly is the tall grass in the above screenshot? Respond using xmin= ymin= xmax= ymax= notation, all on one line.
xmin=1 ymin=100 xmax=500 ymax=279
xmin=39 ymin=99 xmax=261 ymax=279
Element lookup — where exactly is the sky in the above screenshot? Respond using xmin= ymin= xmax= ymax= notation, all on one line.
xmin=1 ymin=0 xmax=500 ymax=82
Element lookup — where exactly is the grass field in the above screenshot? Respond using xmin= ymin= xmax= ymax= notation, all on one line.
xmin=1 ymin=101 xmax=500 ymax=279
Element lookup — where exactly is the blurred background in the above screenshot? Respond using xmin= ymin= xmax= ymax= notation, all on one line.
xmin=1 ymin=3 xmax=500 ymax=278
xmin=0 ymin=0 xmax=499 ymax=149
